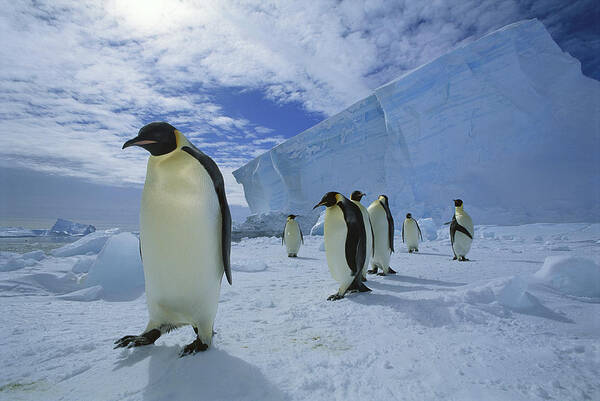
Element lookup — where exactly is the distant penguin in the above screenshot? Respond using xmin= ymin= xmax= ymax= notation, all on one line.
xmin=115 ymin=122 xmax=232 ymax=357
xmin=314 ymin=192 xmax=371 ymax=300
xmin=402 ymin=213 xmax=423 ymax=253
xmin=367 ymin=195 xmax=396 ymax=275
xmin=450 ymin=199 xmax=473 ymax=261
xmin=283 ymin=214 xmax=303 ymax=257
xmin=350 ymin=190 xmax=373 ymax=282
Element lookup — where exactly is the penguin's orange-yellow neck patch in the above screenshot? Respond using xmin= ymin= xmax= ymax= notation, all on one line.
xmin=334 ymin=193 xmax=343 ymax=203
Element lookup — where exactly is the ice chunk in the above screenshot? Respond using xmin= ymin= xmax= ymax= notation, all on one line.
xmin=72 ymin=255 xmax=96 ymax=274
xmin=416 ymin=218 xmax=437 ymax=241
xmin=534 ymin=256 xmax=600 ymax=298
xmin=85 ymin=232 xmax=144 ymax=301
xmin=52 ymin=228 xmax=120 ymax=257
xmin=233 ymin=19 xmax=600 ymax=225
xmin=310 ymin=210 xmax=326 ymax=236
xmin=236 ymin=212 xmax=315 ymax=237
xmin=49 ymin=218 xmax=96 ymax=236
xmin=22 ymin=250 xmax=46 ymax=261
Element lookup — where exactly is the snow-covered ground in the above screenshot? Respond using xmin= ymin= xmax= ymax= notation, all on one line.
xmin=1 ymin=223 xmax=599 ymax=401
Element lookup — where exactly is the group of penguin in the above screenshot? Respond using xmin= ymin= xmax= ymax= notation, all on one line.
xmin=283 ymin=192 xmax=474 ymax=301
xmin=113 ymin=122 xmax=474 ymax=356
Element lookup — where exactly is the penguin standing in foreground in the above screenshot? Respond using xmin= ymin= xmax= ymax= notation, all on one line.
xmin=350 ymin=191 xmax=373 ymax=281
xmin=314 ymin=192 xmax=371 ymax=300
xmin=282 ymin=214 xmax=303 ymax=257
xmin=115 ymin=122 xmax=232 ymax=357
xmin=367 ymin=195 xmax=396 ymax=275
xmin=450 ymin=199 xmax=473 ymax=261
xmin=402 ymin=213 xmax=423 ymax=253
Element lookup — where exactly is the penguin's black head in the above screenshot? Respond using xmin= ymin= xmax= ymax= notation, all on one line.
xmin=350 ymin=190 xmax=365 ymax=201
xmin=287 ymin=214 xmax=297 ymax=219
xmin=406 ymin=213 xmax=412 ymax=219
xmin=454 ymin=199 xmax=463 ymax=207
xmin=122 ymin=122 xmax=178 ymax=156
xmin=313 ymin=192 xmax=339 ymax=209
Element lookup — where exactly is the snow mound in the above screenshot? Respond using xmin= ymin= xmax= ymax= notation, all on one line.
xmin=58 ymin=285 xmax=104 ymax=302
xmin=416 ymin=218 xmax=437 ymax=241
xmin=52 ymin=228 xmax=120 ymax=257
xmin=534 ymin=256 xmax=600 ymax=298
xmin=310 ymin=209 xmax=326 ymax=235
xmin=85 ymin=232 xmax=144 ymax=301
xmin=231 ymin=261 xmax=268 ymax=272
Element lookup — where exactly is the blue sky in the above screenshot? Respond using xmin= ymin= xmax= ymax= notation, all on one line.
xmin=0 ymin=0 xmax=598 ymax=225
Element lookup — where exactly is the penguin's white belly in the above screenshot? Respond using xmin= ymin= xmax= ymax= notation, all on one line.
xmin=140 ymin=160 xmax=222 ymax=327
xmin=284 ymin=221 xmax=301 ymax=254
xmin=368 ymin=204 xmax=390 ymax=268
xmin=453 ymin=213 xmax=474 ymax=257
xmin=324 ymin=207 xmax=354 ymax=286
xmin=404 ymin=220 xmax=420 ymax=249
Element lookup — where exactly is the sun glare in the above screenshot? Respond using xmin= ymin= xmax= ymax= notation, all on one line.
xmin=106 ymin=0 xmax=194 ymax=34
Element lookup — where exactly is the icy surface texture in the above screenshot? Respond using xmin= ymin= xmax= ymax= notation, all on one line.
xmin=50 ymin=218 xmax=96 ymax=236
xmin=534 ymin=256 xmax=600 ymax=298
xmin=233 ymin=20 xmax=600 ymax=225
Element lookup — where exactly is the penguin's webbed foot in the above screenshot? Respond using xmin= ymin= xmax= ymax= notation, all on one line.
xmin=367 ymin=269 xmax=378 ymax=275
xmin=327 ymin=294 xmax=344 ymax=301
xmin=408 ymin=249 xmax=413 ymax=253
xmin=179 ymin=338 xmax=208 ymax=357
xmin=387 ymin=267 xmax=397 ymax=274
xmin=114 ymin=329 xmax=161 ymax=349
xmin=377 ymin=272 xmax=386 ymax=276
xmin=452 ymin=256 xmax=458 ymax=260
xmin=458 ymin=256 xmax=470 ymax=262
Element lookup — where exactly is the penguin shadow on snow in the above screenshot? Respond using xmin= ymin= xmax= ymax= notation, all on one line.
xmin=349 ymin=293 xmax=455 ymax=328
xmin=291 ymin=256 xmax=319 ymax=261
xmin=385 ymin=274 xmax=466 ymax=287
xmin=115 ymin=345 xmax=288 ymax=401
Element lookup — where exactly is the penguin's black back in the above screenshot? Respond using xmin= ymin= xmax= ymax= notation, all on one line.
xmin=337 ymin=197 xmax=366 ymax=276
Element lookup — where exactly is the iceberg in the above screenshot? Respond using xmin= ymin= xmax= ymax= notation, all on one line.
xmin=49 ymin=218 xmax=96 ymax=236
xmin=233 ymin=20 xmax=600 ymax=225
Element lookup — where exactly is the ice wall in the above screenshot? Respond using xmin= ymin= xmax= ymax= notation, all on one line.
xmin=233 ymin=20 xmax=600 ymax=225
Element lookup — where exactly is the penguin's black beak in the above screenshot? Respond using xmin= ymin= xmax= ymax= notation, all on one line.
xmin=122 ymin=137 xmax=158 ymax=149
xmin=313 ymin=201 xmax=325 ymax=209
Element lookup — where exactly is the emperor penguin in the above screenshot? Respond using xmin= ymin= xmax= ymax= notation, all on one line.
xmin=282 ymin=214 xmax=303 ymax=257
xmin=350 ymin=190 xmax=373 ymax=282
xmin=450 ymin=199 xmax=473 ymax=261
xmin=367 ymin=195 xmax=396 ymax=275
xmin=314 ymin=192 xmax=371 ymax=300
xmin=402 ymin=213 xmax=423 ymax=253
xmin=115 ymin=122 xmax=232 ymax=357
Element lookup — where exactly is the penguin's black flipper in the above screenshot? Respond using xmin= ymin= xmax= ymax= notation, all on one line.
xmin=337 ymin=198 xmax=366 ymax=276
xmin=299 ymin=225 xmax=304 ymax=244
xmin=282 ymin=225 xmax=285 ymax=245
xmin=415 ymin=219 xmax=423 ymax=241
xmin=402 ymin=221 xmax=405 ymax=243
xmin=182 ymin=146 xmax=232 ymax=285
xmin=369 ymin=216 xmax=375 ymax=257
xmin=450 ymin=216 xmax=473 ymax=241
xmin=380 ymin=199 xmax=394 ymax=252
